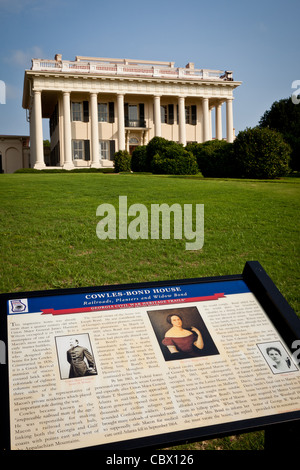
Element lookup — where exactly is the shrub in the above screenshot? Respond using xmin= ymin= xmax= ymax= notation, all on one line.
xmin=151 ymin=148 xmax=198 ymax=175
xmin=132 ymin=137 xmax=197 ymax=175
xmin=233 ymin=127 xmax=291 ymax=178
xmin=186 ymin=140 xmax=235 ymax=177
xmin=146 ymin=137 xmax=171 ymax=163
xmin=146 ymin=136 xmax=186 ymax=171
xmin=131 ymin=145 xmax=147 ymax=172
xmin=113 ymin=150 xmax=131 ymax=172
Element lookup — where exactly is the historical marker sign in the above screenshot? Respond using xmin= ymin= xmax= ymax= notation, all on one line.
xmin=1 ymin=262 xmax=300 ymax=450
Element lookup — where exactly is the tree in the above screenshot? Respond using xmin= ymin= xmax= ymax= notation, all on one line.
xmin=233 ymin=127 xmax=291 ymax=179
xmin=259 ymin=98 xmax=300 ymax=170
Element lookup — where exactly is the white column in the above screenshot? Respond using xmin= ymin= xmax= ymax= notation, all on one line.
xmin=178 ymin=96 xmax=186 ymax=146
xmin=209 ymin=109 xmax=212 ymax=140
xmin=117 ymin=94 xmax=125 ymax=150
xmin=226 ymin=98 xmax=234 ymax=143
xmin=215 ymin=102 xmax=222 ymax=140
xmin=33 ymin=90 xmax=45 ymax=169
xmin=29 ymin=101 xmax=36 ymax=168
xmin=202 ymin=97 xmax=210 ymax=142
xmin=62 ymin=91 xmax=74 ymax=169
xmin=154 ymin=95 xmax=161 ymax=137
xmin=90 ymin=93 xmax=100 ymax=167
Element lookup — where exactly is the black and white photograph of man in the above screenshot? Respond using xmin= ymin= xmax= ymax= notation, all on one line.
xmin=56 ymin=334 xmax=97 ymax=379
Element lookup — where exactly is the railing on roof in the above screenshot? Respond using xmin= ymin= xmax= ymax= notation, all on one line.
xmin=30 ymin=59 xmax=233 ymax=81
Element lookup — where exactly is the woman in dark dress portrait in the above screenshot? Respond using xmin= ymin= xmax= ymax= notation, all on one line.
xmin=162 ymin=314 xmax=204 ymax=358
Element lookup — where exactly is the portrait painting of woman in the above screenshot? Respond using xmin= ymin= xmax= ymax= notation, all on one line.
xmin=147 ymin=306 xmax=219 ymax=361
xmin=162 ymin=314 xmax=204 ymax=358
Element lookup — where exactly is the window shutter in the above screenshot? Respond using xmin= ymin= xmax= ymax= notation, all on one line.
xmin=109 ymin=102 xmax=115 ymax=123
xmin=83 ymin=101 xmax=89 ymax=122
xmin=168 ymin=104 xmax=174 ymax=124
xmin=84 ymin=140 xmax=90 ymax=161
xmin=109 ymin=140 xmax=116 ymax=160
xmin=139 ymin=103 xmax=145 ymax=126
xmin=124 ymin=103 xmax=129 ymax=126
xmin=191 ymin=105 xmax=197 ymax=125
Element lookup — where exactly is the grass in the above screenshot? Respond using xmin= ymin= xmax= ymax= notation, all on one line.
xmin=1 ymin=172 xmax=299 ymax=450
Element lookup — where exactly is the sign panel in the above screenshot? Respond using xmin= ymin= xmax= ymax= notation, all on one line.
xmin=1 ymin=262 xmax=300 ymax=450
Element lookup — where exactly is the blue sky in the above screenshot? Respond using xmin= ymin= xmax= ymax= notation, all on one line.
xmin=0 ymin=0 xmax=298 ymax=140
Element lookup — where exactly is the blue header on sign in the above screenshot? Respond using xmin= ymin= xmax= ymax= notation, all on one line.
xmin=8 ymin=280 xmax=250 ymax=315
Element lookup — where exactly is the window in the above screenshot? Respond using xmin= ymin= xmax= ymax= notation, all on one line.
xmin=125 ymin=103 xmax=145 ymax=127
xmin=99 ymin=140 xmax=109 ymax=159
xmin=129 ymin=138 xmax=139 ymax=145
xmin=161 ymin=105 xmax=167 ymax=124
xmin=71 ymin=101 xmax=89 ymax=122
xmin=98 ymin=103 xmax=108 ymax=122
xmin=129 ymin=105 xmax=138 ymax=122
xmin=161 ymin=104 xmax=174 ymax=124
xmin=71 ymin=102 xmax=82 ymax=121
xmin=185 ymin=106 xmax=191 ymax=124
xmin=72 ymin=140 xmax=90 ymax=160
xmin=185 ymin=105 xmax=197 ymax=125
xmin=99 ymin=140 xmax=115 ymax=160
xmin=72 ymin=140 xmax=84 ymax=159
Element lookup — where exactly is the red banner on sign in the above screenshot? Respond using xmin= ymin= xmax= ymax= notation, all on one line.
xmin=41 ymin=293 xmax=225 ymax=315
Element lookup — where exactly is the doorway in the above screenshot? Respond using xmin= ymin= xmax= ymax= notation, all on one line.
xmin=129 ymin=137 xmax=139 ymax=155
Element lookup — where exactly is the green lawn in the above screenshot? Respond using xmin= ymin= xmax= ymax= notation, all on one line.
xmin=1 ymin=172 xmax=299 ymax=450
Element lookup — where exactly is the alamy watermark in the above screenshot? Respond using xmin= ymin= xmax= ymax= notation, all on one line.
xmin=291 ymin=80 xmax=300 ymax=105
xmin=0 ymin=340 xmax=6 ymax=364
xmin=96 ymin=196 xmax=204 ymax=250
xmin=0 ymin=80 xmax=6 ymax=104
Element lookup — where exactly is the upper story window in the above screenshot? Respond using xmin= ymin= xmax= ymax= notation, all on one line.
xmin=125 ymin=103 xmax=145 ymax=127
xmin=161 ymin=105 xmax=167 ymax=124
xmin=98 ymin=103 xmax=108 ymax=122
xmin=72 ymin=102 xmax=82 ymax=121
xmin=161 ymin=104 xmax=174 ymax=125
xmin=71 ymin=101 xmax=89 ymax=122
xmin=185 ymin=105 xmax=197 ymax=125
xmin=98 ymin=102 xmax=115 ymax=123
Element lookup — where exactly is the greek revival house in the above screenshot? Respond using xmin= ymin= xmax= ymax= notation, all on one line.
xmin=22 ymin=54 xmax=241 ymax=170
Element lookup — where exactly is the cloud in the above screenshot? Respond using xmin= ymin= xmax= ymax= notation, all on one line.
xmin=5 ymin=46 xmax=44 ymax=68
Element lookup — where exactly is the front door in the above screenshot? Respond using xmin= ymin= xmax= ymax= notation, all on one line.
xmin=129 ymin=145 xmax=138 ymax=155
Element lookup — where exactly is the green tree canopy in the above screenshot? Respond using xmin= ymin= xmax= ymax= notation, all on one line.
xmin=259 ymin=98 xmax=300 ymax=170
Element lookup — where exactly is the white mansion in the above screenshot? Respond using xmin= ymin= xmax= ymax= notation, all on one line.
xmin=22 ymin=54 xmax=241 ymax=170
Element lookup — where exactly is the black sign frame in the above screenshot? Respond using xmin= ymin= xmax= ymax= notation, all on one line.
xmin=1 ymin=261 xmax=300 ymax=451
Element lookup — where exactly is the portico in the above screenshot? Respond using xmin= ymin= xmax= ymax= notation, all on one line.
xmin=22 ymin=55 xmax=241 ymax=169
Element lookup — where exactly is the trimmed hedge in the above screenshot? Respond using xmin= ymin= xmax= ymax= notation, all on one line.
xmin=186 ymin=140 xmax=235 ymax=177
xmin=131 ymin=145 xmax=148 ymax=172
xmin=114 ymin=150 xmax=132 ymax=172
xmin=131 ymin=137 xmax=198 ymax=175
xmin=151 ymin=151 xmax=198 ymax=175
